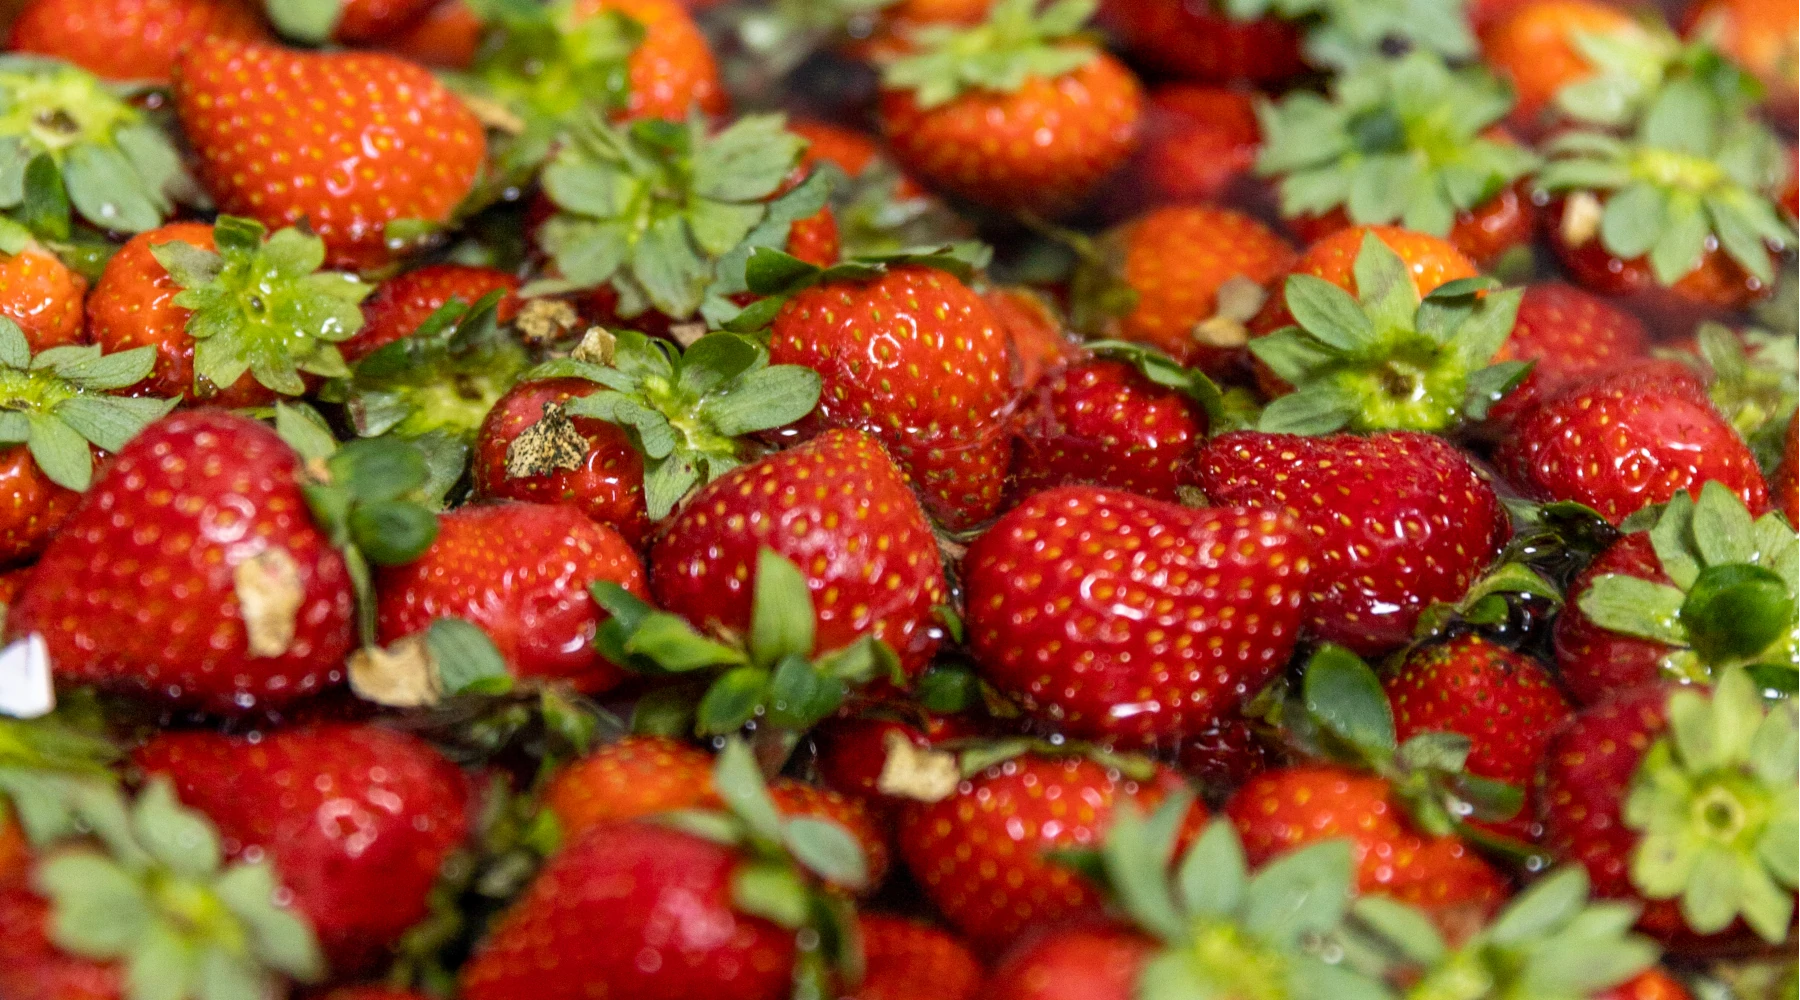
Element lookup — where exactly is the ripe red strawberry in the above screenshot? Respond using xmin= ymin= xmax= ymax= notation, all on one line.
xmin=1495 ymin=367 xmax=1772 ymax=525
xmin=1485 ymin=281 xmax=1650 ymax=429
xmin=383 ymin=0 xmax=484 ymax=69
xmin=134 ymin=723 xmax=472 ymax=974
xmin=344 ymin=264 xmax=522 ymax=364
xmin=965 ymin=486 xmax=1312 ymax=745
xmin=1386 ymin=634 xmax=1575 ymax=839
xmin=0 ymin=245 xmax=86 ymax=353
xmin=173 ymin=39 xmax=487 ymax=271
xmin=7 ymin=410 xmax=356 ymax=713
xmin=7 ymin=0 xmax=267 ymax=84
xmin=1250 ymin=224 xmax=1479 ymax=334
xmin=1546 ymin=198 xmax=1779 ymax=322
xmin=471 ymin=378 xmax=651 ymax=548
xmin=650 ymin=429 xmax=947 ymax=676
xmin=1124 ymin=84 xmax=1265 ymax=208
xmin=1074 ymin=204 xmax=1295 ymax=375
xmin=0 ymin=448 xmax=82 ymax=568
xmin=1176 ymin=710 xmax=1277 ymax=792
xmin=309 ymin=0 xmax=437 ymax=43
xmin=1556 ymin=533 xmax=1684 ymax=705
xmin=897 ymin=751 xmax=1201 ymax=953
xmin=375 ymin=502 xmax=647 ymax=693
xmin=577 ymin=0 xmax=727 ymax=123
xmin=986 ymin=925 xmax=1155 ymax=1000
xmin=1098 ymin=0 xmax=1304 ymax=84
xmin=1481 ymin=0 xmax=1646 ymax=128
xmin=1195 ymin=431 xmax=1511 ymax=655
xmin=1540 ymin=671 xmax=1798 ymax=952
xmin=1228 ymin=764 xmax=1508 ymax=923
xmin=1008 ymin=357 xmax=1210 ymax=501
xmin=764 ymin=262 xmax=1014 ymax=528
xmin=1777 ymin=411 xmax=1798 ymax=526
xmin=790 ymin=119 xmax=923 ymax=200
xmin=878 ymin=0 xmax=1143 ymax=217
xmin=1600 ymin=970 xmax=1698 ymax=1000
xmin=0 ymin=889 xmax=125 ymax=1000
xmin=987 ymin=286 xmax=1078 ymax=394
xmin=849 ymin=914 xmax=982 ymax=1000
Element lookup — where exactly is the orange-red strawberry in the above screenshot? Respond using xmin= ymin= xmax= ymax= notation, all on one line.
xmin=7 ymin=410 xmax=356 ymax=714
xmin=0 ymin=448 xmax=80 ymax=567
xmin=1546 ymin=198 xmax=1780 ymax=321
xmin=344 ymin=264 xmax=522 ymax=364
xmin=375 ymin=502 xmax=647 ymax=693
xmin=1600 ymin=970 xmax=1698 ymax=1000
xmin=135 ymin=723 xmax=472 ymax=974
xmin=1250 ymin=224 xmax=1478 ymax=334
xmin=896 ymin=750 xmax=1201 ymax=953
xmin=1098 ymin=0 xmax=1303 ymax=84
xmin=382 ymin=0 xmax=485 ymax=69
xmin=173 ymin=39 xmax=487 ymax=271
xmin=577 ymin=0 xmax=726 ymax=122
xmin=1684 ymin=0 xmax=1798 ymax=121
xmin=965 ymin=487 xmax=1311 ymax=745
xmin=1007 ymin=356 xmax=1210 ymax=501
xmin=1485 ymin=281 xmax=1650 ymax=429
xmin=848 ymin=914 xmax=982 ymax=1000
xmin=0 ymin=246 xmax=86 ymax=352
xmin=1481 ymin=0 xmax=1645 ymax=127
xmin=763 ymin=259 xmax=1015 ymax=527
xmin=1195 ymin=431 xmax=1511 ymax=655
xmin=650 ymin=429 xmax=947 ymax=676
xmin=1074 ymin=204 xmax=1295 ymax=375
xmin=878 ymin=0 xmax=1143 ymax=217
xmin=987 ymin=925 xmax=1156 ymax=1000
xmin=7 ymin=0 xmax=265 ymax=84
xmin=987 ymin=285 xmax=1078 ymax=394
xmin=1386 ymin=634 xmax=1574 ymax=840
xmin=1495 ymin=367 xmax=1771 ymax=525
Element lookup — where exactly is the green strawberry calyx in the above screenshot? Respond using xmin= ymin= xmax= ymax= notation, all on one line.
xmin=1082 ymin=340 xmax=1231 ymax=431
xmin=1551 ymin=21 xmax=1763 ymax=129
xmin=0 ymin=316 xmax=177 ymax=492
xmin=1537 ymin=77 xmax=1796 ymax=287
xmin=1625 ymin=666 xmax=1799 ymax=943
xmin=261 ymin=0 xmax=348 ymax=43
xmin=828 ymin=158 xmax=972 ymax=260
xmin=0 ymin=55 xmax=199 ymax=244
xmin=592 ymin=548 xmax=903 ymax=757
xmin=0 ymin=708 xmax=122 ymax=852
xmin=1070 ymin=791 xmax=1385 ymax=1000
xmin=1248 ymin=231 xmax=1528 ymax=435
xmin=1346 ymin=866 xmax=1660 ymax=1000
xmin=151 ymin=216 xmax=373 ymax=398
xmin=1224 ymin=0 xmax=1474 ymax=70
xmin=1672 ymin=323 xmax=1797 ymax=475
xmin=656 ymin=738 xmax=867 ymax=997
xmin=724 ymin=240 xmax=992 ymax=333
xmin=1580 ymin=481 xmax=1798 ymax=694
xmin=1256 ymin=52 xmax=1540 ymax=239
xmin=879 ymin=0 xmax=1100 ymax=108
xmin=527 ymin=110 xmax=832 ymax=326
xmin=32 ymin=777 xmax=326 ymax=1000
xmin=519 ymin=328 xmax=822 ymax=520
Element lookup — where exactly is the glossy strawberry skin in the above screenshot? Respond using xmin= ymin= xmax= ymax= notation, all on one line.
xmin=7 ymin=411 xmax=355 ymax=713
xmin=768 ymin=267 xmax=1015 ymax=528
xmin=965 ymin=486 xmax=1312 ymax=746
xmin=1486 ymin=281 xmax=1650 ymax=429
xmin=1547 ymin=198 xmax=1775 ymax=320
xmin=1554 ymin=533 xmax=1682 ymax=706
xmin=375 ymin=502 xmax=647 ymax=693
xmin=1386 ymin=634 xmax=1575 ymax=840
xmin=7 ymin=0 xmax=266 ymax=84
xmin=382 ymin=0 xmax=484 ymax=70
xmin=987 ymin=286 xmax=1078 ymax=395
xmin=0 ymin=444 xmax=83 ymax=566
xmin=577 ymin=0 xmax=727 ymax=123
xmin=172 ymin=39 xmax=486 ymax=271
xmin=0 ymin=247 xmax=87 ymax=353
xmin=1195 ymin=431 xmax=1511 ymax=656
xmin=471 ymin=378 xmax=652 ymax=549
xmin=987 ymin=925 xmax=1153 ymax=1000
xmin=1494 ymin=371 xmax=1771 ymax=526
xmin=86 ymin=222 xmax=273 ymax=407
xmin=457 ymin=822 xmax=796 ymax=1000
xmin=344 ymin=264 xmax=522 ymax=364
xmin=1008 ymin=358 xmax=1208 ymax=501
xmin=134 ymin=724 xmax=472 ymax=975
xmin=879 ymin=54 xmax=1143 ymax=218
xmin=651 ymin=430 xmax=948 ymax=677
xmin=1250 ymin=225 xmax=1479 ymax=335
xmin=850 ymin=914 xmax=983 ymax=1000
xmin=897 ymin=754 xmax=1199 ymax=954
xmin=1099 ymin=0 xmax=1305 ymax=84
xmin=1228 ymin=765 xmax=1508 ymax=920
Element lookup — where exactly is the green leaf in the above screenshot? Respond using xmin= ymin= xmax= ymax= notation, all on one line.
xmin=713 ymin=738 xmax=784 ymax=842
xmin=425 ymin=618 xmax=510 ymax=695
xmin=264 ymin=0 xmax=343 ymax=43
xmin=53 ymin=394 xmax=172 ymax=454
xmin=1600 ymin=183 xmax=1667 ymax=261
xmin=62 ymin=144 xmax=161 ymax=234
xmin=130 ymin=779 xmax=221 ymax=880
xmin=1463 ymin=360 xmax=1533 ymax=421
xmin=731 ymin=862 xmax=810 ymax=929
xmin=1302 ymin=645 xmax=1396 ymax=755
xmin=36 ymin=852 xmax=152 ymax=957
xmin=1177 ymin=819 xmax=1248 ymax=919
xmin=1486 ymin=866 xmax=1590 ymax=945
xmin=696 ymin=666 xmax=770 ymax=735
xmin=1255 ymin=384 xmax=1360 ymax=436
xmin=691 ymin=115 xmax=807 ymax=202
xmin=210 ymin=862 xmax=324 ymax=981
xmin=1690 ymin=481 xmax=1757 ymax=567
xmin=24 ymin=410 xmax=93 ymax=492
xmin=703 ymin=365 xmax=822 ymax=437
xmin=783 ymin=817 xmax=869 ymax=890
xmin=1648 ymin=192 xmax=1710 ymax=286
xmin=743 ymin=246 xmax=824 ymax=296
xmin=1099 ymin=800 xmax=1186 ymax=942
xmin=1349 ymin=896 xmax=1445 ymax=964
xmin=20 ymin=152 xmax=69 ymax=242
xmin=0 ymin=318 xmax=26 ymax=369
xmin=1241 ymin=838 xmax=1356 ymax=948
xmin=272 ymin=402 xmax=339 ymax=462
xmin=749 ymin=549 xmax=816 ymax=667
xmin=1284 ymin=274 xmax=1377 ymax=354
xmin=1578 ymin=575 xmax=1690 ymax=645
xmin=1350 ymin=231 xmax=1419 ymax=332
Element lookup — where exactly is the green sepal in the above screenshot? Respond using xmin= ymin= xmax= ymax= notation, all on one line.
xmin=339 ymin=291 xmax=530 ymax=446
xmin=1084 ymin=340 xmax=1227 ymax=428
xmin=1412 ymin=560 xmax=1564 ymax=643
xmin=725 ymin=240 xmax=992 ymax=333
xmin=1683 ymin=324 xmax=1797 ymax=471
xmin=1226 ymin=0 xmax=1472 ymax=67
xmin=1553 ymin=22 xmax=1763 ymax=128
xmin=879 ymin=0 xmax=1099 ymax=109
xmin=264 ymin=0 xmax=344 ymax=44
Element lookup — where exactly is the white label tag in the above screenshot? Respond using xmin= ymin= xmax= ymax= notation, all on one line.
xmin=0 ymin=634 xmax=54 ymax=719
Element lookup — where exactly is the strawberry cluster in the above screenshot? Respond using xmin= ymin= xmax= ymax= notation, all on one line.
xmin=0 ymin=0 xmax=1790 ymax=998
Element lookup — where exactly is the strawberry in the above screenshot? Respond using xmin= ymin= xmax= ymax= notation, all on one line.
xmin=459 ymin=740 xmax=869 ymax=1000
xmin=1124 ymin=84 xmax=1265 ymax=208
xmin=7 ymin=410 xmax=358 ymax=713
xmin=1195 ymin=430 xmax=1511 ymax=655
xmin=173 ymin=39 xmax=487 ymax=271
xmin=877 ymin=0 xmax=1143 ymax=217
xmin=1683 ymin=0 xmax=1798 ymax=122
xmin=1601 ymin=970 xmax=1698 ymax=1000
xmin=848 ymin=914 xmax=982 ymax=1000
xmin=0 ymin=321 xmax=175 ymax=565
xmin=964 ymin=486 xmax=1311 ymax=745
xmin=134 ymin=723 xmax=472 ymax=974
xmin=1481 ymin=0 xmax=1650 ymax=128
xmin=1072 ymin=204 xmax=1295 ymax=374
xmin=265 ymin=0 xmax=436 ymax=44
xmin=1484 ymin=281 xmax=1650 ymax=430
xmin=987 ymin=285 xmax=1078 ymax=394
xmin=1246 ymin=231 xmax=1527 ymax=436
xmin=1097 ymin=0 xmax=1304 ymax=84
xmin=1007 ymin=354 xmax=1212 ymax=501
xmin=987 ymin=926 xmax=1156 ymax=1000
xmin=789 ymin=120 xmax=920 ymax=199
xmin=375 ymin=501 xmax=648 ymax=693
xmin=812 ymin=710 xmax=985 ymax=809
xmin=1386 ymin=634 xmax=1575 ymax=839
xmin=7 ymin=0 xmax=265 ymax=84
xmin=1540 ymin=669 xmax=1799 ymax=951
xmin=344 ymin=264 xmax=522 ymax=365
xmin=1557 ymin=532 xmax=1689 ymax=706
xmin=382 ymin=0 xmax=485 ymax=69
xmin=472 ymin=326 xmax=824 ymax=541
xmin=575 ymin=0 xmax=726 ymax=123
xmin=896 ymin=748 xmax=1201 ymax=953
xmin=0 ymin=60 xmax=199 ymax=236
xmin=1776 ymin=411 xmax=1798 ymax=526
xmin=1494 ymin=366 xmax=1772 ymax=526
xmin=1249 ymin=224 xmax=1478 ymax=335
xmin=750 ymin=248 xmax=1015 ymax=527
xmin=0 ymin=246 xmax=86 ymax=352
xmin=87 ymin=218 xmax=374 ymax=405
xmin=0 ymin=888 xmax=127 ymax=1000
xmin=1256 ymin=53 xmax=1540 ymax=267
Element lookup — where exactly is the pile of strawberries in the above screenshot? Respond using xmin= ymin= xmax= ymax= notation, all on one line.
xmin=0 ymin=0 xmax=1790 ymax=997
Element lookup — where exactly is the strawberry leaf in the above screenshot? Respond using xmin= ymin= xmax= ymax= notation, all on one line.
xmin=878 ymin=0 xmax=1099 ymax=108
xmin=1301 ymin=644 xmax=1396 ymax=756
xmin=264 ymin=0 xmax=343 ymax=43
